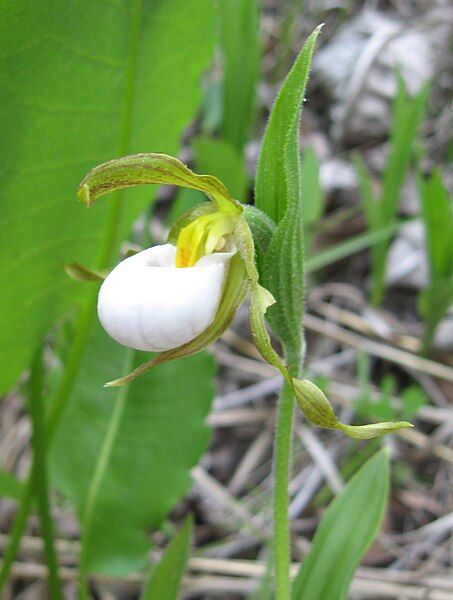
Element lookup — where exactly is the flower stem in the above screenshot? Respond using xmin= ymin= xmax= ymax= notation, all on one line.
xmin=78 ymin=349 xmax=135 ymax=600
xmin=0 ymin=290 xmax=98 ymax=592
xmin=27 ymin=348 xmax=63 ymax=599
xmin=273 ymin=382 xmax=296 ymax=600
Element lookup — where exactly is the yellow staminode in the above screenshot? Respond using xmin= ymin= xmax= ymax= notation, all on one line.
xmin=176 ymin=211 xmax=235 ymax=268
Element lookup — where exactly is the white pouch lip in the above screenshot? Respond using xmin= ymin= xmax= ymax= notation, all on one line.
xmin=97 ymin=244 xmax=236 ymax=352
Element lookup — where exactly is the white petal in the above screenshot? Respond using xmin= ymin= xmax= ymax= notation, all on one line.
xmin=97 ymin=244 xmax=235 ymax=351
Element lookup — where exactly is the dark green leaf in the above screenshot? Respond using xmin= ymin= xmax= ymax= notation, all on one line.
xmin=141 ymin=515 xmax=193 ymax=600
xmin=292 ymin=448 xmax=390 ymax=600
xmin=49 ymin=325 xmax=215 ymax=575
xmin=218 ymin=0 xmax=261 ymax=151
xmin=0 ymin=0 xmax=216 ymax=392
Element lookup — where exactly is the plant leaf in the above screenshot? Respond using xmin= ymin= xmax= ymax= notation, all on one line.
xmin=418 ymin=168 xmax=453 ymax=281
xmin=49 ymin=325 xmax=215 ymax=575
xmin=255 ymin=26 xmax=322 ymax=225
xmin=218 ymin=0 xmax=261 ymax=151
xmin=141 ymin=515 xmax=193 ymax=600
xmin=301 ymin=146 xmax=324 ymax=227
xmin=292 ymin=448 xmax=391 ymax=600
xmin=0 ymin=0 xmax=216 ymax=393
xmin=254 ymin=27 xmax=322 ymax=364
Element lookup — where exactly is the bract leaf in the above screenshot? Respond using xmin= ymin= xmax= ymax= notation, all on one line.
xmin=255 ymin=26 xmax=322 ymax=364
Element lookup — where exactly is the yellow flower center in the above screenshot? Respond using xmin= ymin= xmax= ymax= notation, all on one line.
xmin=176 ymin=211 xmax=236 ymax=268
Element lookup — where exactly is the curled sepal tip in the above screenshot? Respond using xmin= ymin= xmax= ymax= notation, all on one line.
xmin=77 ymin=152 xmax=242 ymax=215
xmin=338 ymin=421 xmax=413 ymax=440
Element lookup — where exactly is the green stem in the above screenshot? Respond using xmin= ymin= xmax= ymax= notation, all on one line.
xmin=0 ymin=475 xmax=34 ymax=590
xmin=27 ymin=349 xmax=63 ymax=599
xmin=273 ymin=382 xmax=296 ymax=600
xmin=0 ymin=291 xmax=97 ymax=592
xmin=78 ymin=350 xmax=135 ymax=600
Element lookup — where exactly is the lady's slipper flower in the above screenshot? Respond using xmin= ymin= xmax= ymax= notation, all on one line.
xmin=76 ymin=152 xmax=412 ymax=439
xmin=97 ymin=243 xmax=235 ymax=352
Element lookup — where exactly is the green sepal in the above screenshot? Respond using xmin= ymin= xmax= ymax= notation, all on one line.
xmin=105 ymin=252 xmax=249 ymax=387
xmin=247 ymin=278 xmax=413 ymax=438
xmin=293 ymin=380 xmax=413 ymax=439
xmin=64 ymin=263 xmax=107 ymax=282
xmin=338 ymin=421 xmax=413 ymax=440
xmin=77 ymin=153 xmax=242 ymax=216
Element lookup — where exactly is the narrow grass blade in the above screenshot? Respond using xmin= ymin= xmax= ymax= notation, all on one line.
xmin=305 ymin=219 xmax=409 ymax=274
xmin=141 ymin=516 xmax=193 ymax=600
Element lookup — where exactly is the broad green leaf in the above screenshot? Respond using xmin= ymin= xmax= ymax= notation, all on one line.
xmin=292 ymin=448 xmax=390 ymax=600
xmin=0 ymin=0 xmax=216 ymax=393
xmin=218 ymin=0 xmax=261 ymax=151
xmin=49 ymin=325 xmax=215 ymax=575
xmin=255 ymin=27 xmax=322 ymax=364
xmin=141 ymin=515 xmax=193 ymax=600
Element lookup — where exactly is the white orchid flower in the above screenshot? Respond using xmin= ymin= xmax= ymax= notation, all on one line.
xmin=75 ymin=152 xmax=412 ymax=439
xmin=97 ymin=243 xmax=235 ymax=352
